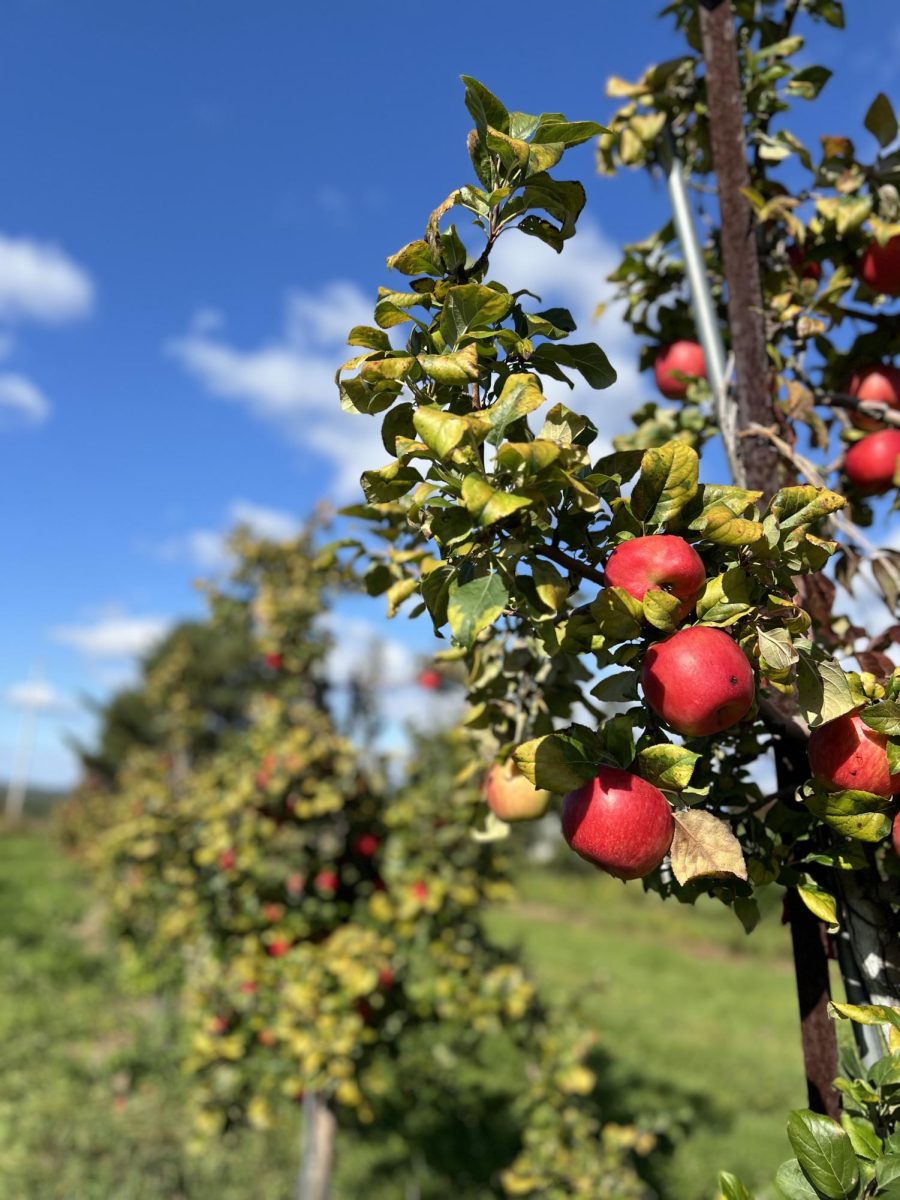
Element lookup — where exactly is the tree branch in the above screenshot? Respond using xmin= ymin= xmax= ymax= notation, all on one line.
xmin=818 ymin=391 xmax=900 ymax=429
xmin=534 ymin=544 xmax=606 ymax=588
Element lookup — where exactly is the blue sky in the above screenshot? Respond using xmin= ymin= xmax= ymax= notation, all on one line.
xmin=1 ymin=0 xmax=897 ymax=786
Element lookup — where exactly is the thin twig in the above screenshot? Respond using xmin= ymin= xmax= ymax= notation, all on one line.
xmin=817 ymin=391 xmax=900 ymax=429
xmin=534 ymin=544 xmax=606 ymax=588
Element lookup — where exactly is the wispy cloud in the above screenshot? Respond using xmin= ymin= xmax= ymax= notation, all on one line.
xmin=154 ymin=498 xmax=302 ymax=571
xmin=0 ymin=234 xmax=94 ymax=324
xmin=50 ymin=610 xmax=170 ymax=660
xmin=0 ymin=373 xmax=50 ymax=426
xmin=5 ymin=679 xmax=73 ymax=713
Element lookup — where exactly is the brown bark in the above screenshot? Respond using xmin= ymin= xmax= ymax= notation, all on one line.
xmin=699 ymin=0 xmax=841 ymax=1119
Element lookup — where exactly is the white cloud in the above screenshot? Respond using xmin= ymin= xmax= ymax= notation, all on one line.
xmin=50 ymin=611 xmax=170 ymax=660
xmin=321 ymin=613 xmax=417 ymax=691
xmin=166 ymin=281 xmax=385 ymax=497
xmin=166 ymin=219 xmax=644 ymax=496
xmin=0 ymin=234 xmax=94 ymax=323
xmin=0 ymin=373 xmax=50 ymax=425
xmin=4 ymin=679 xmax=73 ymax=713
xmin=155 ymin=499 xmax=302 ymax=571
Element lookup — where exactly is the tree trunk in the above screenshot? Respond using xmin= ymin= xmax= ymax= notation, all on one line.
xmin=698 ymin=0 xmax=841 ymax=1118
xmin=297 ymin=1093 xmax=337 ymax=1200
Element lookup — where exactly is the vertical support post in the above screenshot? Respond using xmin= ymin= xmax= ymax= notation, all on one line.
xmin=297 ymin=1092 xmax=337 ymax=1200
xmin=687 ymin=0 xmax=842 ymax=1118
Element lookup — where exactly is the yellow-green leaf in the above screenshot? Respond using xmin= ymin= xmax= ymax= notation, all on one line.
xmin=670 ymin=810 xmax=748 ymax=886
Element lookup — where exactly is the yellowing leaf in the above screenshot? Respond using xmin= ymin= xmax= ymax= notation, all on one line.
xmin=670 ymin=810 xmax=747 ymax=886
xmin=631 ymin=442 xmax=699 ymax=525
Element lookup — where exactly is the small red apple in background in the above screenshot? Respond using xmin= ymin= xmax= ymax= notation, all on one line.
xmin=844 ymin=430 xmax=900 ymax=494
xmin=787 ymin=243 xmax=822 ymax=281
xmin=210 ymin=1015 xmax=229 ymax=1035
xmin=218 ymin=848 xmax=236 ymax=871
xmin=285 ymin=873 xmax=305 ymax=897
xmin=267 ymin=938 xmax=291 ymax=958
xmin=604 ymin=535 xmax=705 ymax=624
xmin=262 ymin=903 xmax=284 ymax=923
xmin=653 ymin=341 xmax=707 ymax=399
xmin=264 ymin=652 xmax=283 ymax=670
xmin=808 ymin=710 xmax=900 ymax=798
xmin=352 ymin=832 xmax=380 ymax=857
xmin=239 ymin=981 xmax=257 ymax=995
xmin=315 ymin=869 xmax=339 ymax=893
xmin=562 ymin=766 xmax=673 ymax=880
xmin=859 ymin=235 xmax=900 ymax=296
xmin=355 ymin=1000 xmax=374 ymax=1024
xmin=484 ymin=761 xmax=550 ymax=822
xmin=410 ymin=881 xmax=428 ymax=902
xmin=847 ymin=365 xmax=900 ymax=430
xmin=417 ymin=668 xmax=442 ymax=691
xmin=641 ymin=626 xmax=754 ymax=737
xmin=378 ymin=966 xmax=395 ymax=989
xmin=257 ymin=1029 xmax=277 ymax=1047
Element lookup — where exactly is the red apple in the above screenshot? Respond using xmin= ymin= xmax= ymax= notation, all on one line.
xmin=257 ymin=1029 xmax=277 ymax=1047
xmin=787 ymin=244 xmax=822 ymax=281
xmin=267 ymin=938 xmax=291 ymax=958
xmin=264 ymin=652 xmax=283 ymax=670
xmin=641 ymin=626 xmax=754 ymax=737
xmin=285 ymin=873 xmax=305 ymax=897
xmin=217 ymin=848 xmax=236 ymax=871
xmin=210 ymin=1015 xmax=229 ymax=1035
xmin=604 ymin=534 xmax=705 ymax=624
xmin=352 ymin=832 xmax=380 ymax=857
xmin=845 ymin=430 xmax=900 ymax=494
xmin=262 ymin=902 xmax=284 ymax=922
xmin=315 ymin=870 xmax=339 ymax=893
xmin=378 ymin=966 xmax=395 ymax=989
xmin=859 ymin=235 xmax=900 ymax=296
xmin=562 ymin=766 xmax=673 ymax=880
xmin=417 ymin=668 xmax=442 ymax=691
xmin=653 ymin=341 xmax=707 ymax=400
xmin=410 ymin=881 xmax=428 ymax=902
xmin=484 ymin=760 xmax=550 ymax=822
xmin=238 ymin=981 xmax=257 ymax=995
xmin=808 ymin=710 xmax=900 ymax=798
xmin=847 ymin=365 xmax=900 ymax=430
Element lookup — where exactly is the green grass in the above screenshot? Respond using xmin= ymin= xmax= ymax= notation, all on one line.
xmin=488 ymin=863 xmax=812 ymax=1199
xmin=0 ymin=830 xmax=820 ymax=1199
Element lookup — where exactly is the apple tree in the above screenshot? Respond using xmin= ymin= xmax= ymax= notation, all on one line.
xmin=336 ymin=12 xmax=900 ymax=1182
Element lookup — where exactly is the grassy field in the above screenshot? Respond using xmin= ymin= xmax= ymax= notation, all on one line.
xmin=0 ymin=829 xmax=815 ymax=1199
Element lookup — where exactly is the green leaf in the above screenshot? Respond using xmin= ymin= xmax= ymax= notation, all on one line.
xmin=447 ymin=574 xmax=508 ymax=648
xmin=769 ymin=486 xmax=846 ymax=531
xmin=643 ymin=589 xmax=684 ymax=632
xmin=461 ymin=76 xmax=508 ymax=135
xmin=386 ymin=577 xmax=418 ymax=618
xmin=483 ymin=373 xmax=546 ymax=440
xmin=797 ymin=881 xmax=838 ymax=926
xmin=530 ymin=342 xmax=617 ymax=390
xmin=865 ymin=93 xmax=899 ymax=149
xmin=694 ymin=504 xmax=764 ymax=546
xmin=631 ymin=442 xmax=699 ymax=525
xmin=360 ymin=463 xmax=421 ymax=503
xmin=532 ymin=119 xmax=605 ymax=147
xmin=786 ymin=65 xmax=833 ymax=100
xmin=421 ymin=565 xmax=454 ymax=632
xmin=514 ymin=724 xmax=600 ymax=793
xmin=386 ymin=240 xmax=441 ymax=276
xmin=439 ymin=283 xmax=514 ymax=346
xmin=590 ymin=670 xmax=639 ymax=703
xmin=717 ymin=1173 xmax=755 ymax=1200
xmin=417 ymin=344 xmax=479 ymax=385
xmin=875 ymin=1155 xmax=900 ymax=1197
xmin=531 ymin=561 xmax=569 ymax=613
xmin=539 ymin=401 xmax=597 ymax=447
xmin=803 ymin=785 xmax=893 ymax=842
xmin=506 ymin=174 xmax=586 ymax=250
xmin=774 ymin=1159 xmax=821 ymax=1200
xmin=461 ymin=474 xmax=531 ymax=527
xmin=758 ymin=628 xmax=799 ymax=676
xmin=696 ymin=568 xmax=755 ymax=626
xmin=786 ymin=1110 xmax=858 ymax=1199
xmin=796 ymin=645 xmax=856 ymax=728
xmin=347 ymin=325 xmax=392 ymax=351
xmin=495 ymin=440 xmax=561 ymax=473
xmin=637 ymin=744 xmax=700 ymax=791
xmin=859 ymin=701 xmax=900 ymax=737
xmin=591 ymin=587 xmax=644 ymax=642
xmin=413 ymin=407 xmax=472 ymax=458
xmin=840 ymin=1115 xmax=882 ymax=1161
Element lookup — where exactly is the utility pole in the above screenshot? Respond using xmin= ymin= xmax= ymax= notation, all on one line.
xmin=5 ymin=668 xmax=44 ymax=821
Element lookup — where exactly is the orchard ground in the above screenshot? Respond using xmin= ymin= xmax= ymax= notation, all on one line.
xmin=0 ymin=819 xmax=841 ymax=1200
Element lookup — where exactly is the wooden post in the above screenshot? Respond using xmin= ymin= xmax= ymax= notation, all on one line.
xmin=297 ymin=1092 xmax=337 ymax=1200
xmin=697 ymin=0 xmax=841 ymax=1119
